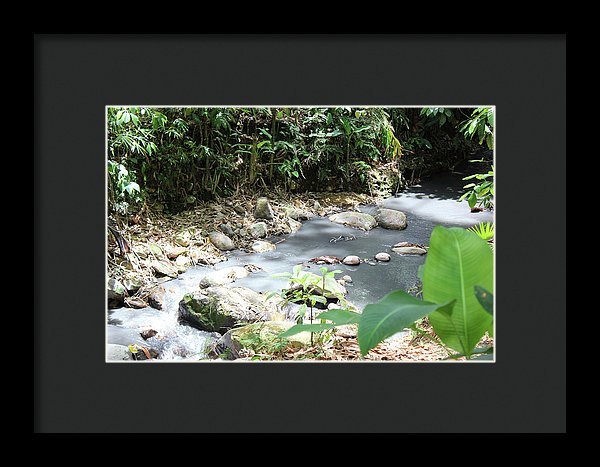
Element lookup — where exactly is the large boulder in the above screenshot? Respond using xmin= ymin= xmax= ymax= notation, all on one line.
xmin=376 ymin=208 xmax=408 ymax=230
xmin=254 ymin=197 xmax=274 ymax=220
xmin=107 ymin=278 xmax=126 ymax=309
xmin=212 ymin=321 xmax=313 ymax=359
xmin=329 ymin=211 xmax=377 ymax=230
xmin=178 ymin=286 xmax=283 ymax=333
xmin=208 ymin=231 xmax=235 ymax=251
xmin=199 ymin=266 xmax=250 ymax=288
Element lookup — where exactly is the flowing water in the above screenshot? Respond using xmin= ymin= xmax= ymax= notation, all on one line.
xmin=106 ymin=158 xmax=493 ymax=361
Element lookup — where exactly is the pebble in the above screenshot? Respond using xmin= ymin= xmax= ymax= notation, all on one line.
xmin=375 ymin=252 xmax=391 ymax=262
xmin=342 ymin=255 xmax=361 ymax=265
xmin=342 ymin=275 xmax=353 ymax=283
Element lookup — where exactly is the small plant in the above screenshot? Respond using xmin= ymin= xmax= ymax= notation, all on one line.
xmin=468 ymin=221 xmax=495 ymax=242
xmin=270 ymin=265 xmax=344 ymax=345
xmin=459 ymin=164 xmax=494 ymax=210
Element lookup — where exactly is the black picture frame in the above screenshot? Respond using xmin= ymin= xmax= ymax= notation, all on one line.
xmin=34 ymin=34 xmax=566 ymax=433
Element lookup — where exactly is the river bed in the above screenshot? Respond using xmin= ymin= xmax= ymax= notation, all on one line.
xmin=106 ymin=159 xmax=493 ymax=361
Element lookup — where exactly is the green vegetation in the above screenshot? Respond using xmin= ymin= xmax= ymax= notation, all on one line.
xmin=107 ymin=107 xmax=491 ymax=216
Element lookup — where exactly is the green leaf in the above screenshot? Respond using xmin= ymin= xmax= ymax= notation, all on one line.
xmin=422 ymin=226 xmax=493 ymax=358
xmin=279 ymin=323 xmax=337 ymax=338
xmin=357 ymin=289 xmax=455 ymax=356
xmin=316 ymin=309 xmax=362 ymax=325
xmin=474 ymin=286 xmax=493 ymax=316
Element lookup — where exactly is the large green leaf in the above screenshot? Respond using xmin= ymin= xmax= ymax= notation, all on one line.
xmin=422 ymin=226 xmax=493 ymax=357
xmin=357 ymin=290 xmax=455 ymax=356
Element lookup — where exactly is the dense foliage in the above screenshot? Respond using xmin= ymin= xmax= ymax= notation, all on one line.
xmin=107 ymin=107 xmax=487 ymax=215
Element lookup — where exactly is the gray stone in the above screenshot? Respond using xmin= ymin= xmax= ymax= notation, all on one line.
xmin=147 ymin=285 xmax=166 ymax=310
xmin=342 ymin=275 xmax=353 ymax=283
xmin=254 ymin=197 xmax=274 ymax=220
xmin=375 ymin=252 xmax=391 ymax=262
xmin=234 ymin=205 xmax=246 ymax=216
xmin=218 ymin=223 xmax=235 ymax=237
xmin=342 ymin=255 xmax=361 ymax=265
xmin=199 ymin=266 xmax=250 ymax=288
xmin=284 ymin=206 xmax=312 ymax=221
xmin=329 ymin=211 xmax=377 ymax=230
xmin=252 ymin=240 xmax=277 ymax=253
xmin=208 ymin=231 xmax=235 ymax=251
xmin=248 ymin=222 xmax=268 ymax=239
xmin=106 ymin=344 xmax=133 ymax=361
xmin=288 ymin=218 xmax=302 ymax=233
xmin=377 ymin=208 xmax=408 ymax=230
xmin=107 ymin=278 xmax=126 ymax=309
xmin=178 ymin=286 xmax=284 ymax=333
xmin=392 ymin=246 xmax=427 ymax=255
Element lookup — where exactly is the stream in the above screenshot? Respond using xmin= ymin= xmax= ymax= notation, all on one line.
xmin=106 ymin=158 xmax=493 ymax=361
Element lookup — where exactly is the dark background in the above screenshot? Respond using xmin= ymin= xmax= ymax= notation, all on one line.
xmin=34 ymin=34 xmax=566 ymax=433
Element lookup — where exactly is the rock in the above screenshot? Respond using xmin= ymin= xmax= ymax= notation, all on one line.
xmin=147 ymin=285 xmax=166 ymax=310
xmin=288 ymin=218 xmax=302 ymax=233
xmin=125 ymin=297 xmax=147 ymax=308
xmin=342 ymin=275 xmax=353 ymax=283
xmin=254 ymin=197 xmax=274 ymax=220
xmin=342 ymin=255 xmax=361 ymax=265
xmin=218 ymin=223 xmax=235 ymax=237
xmin=166 ymin=246 xmax=187 ymax=259
xmin=392 ymin=246 xmax=427 ymax=255
xmin=151 ymin=260 xmax=179 ymax=278
xmin=107 ymin=278 xmax=126 ymax=309
xmin=327 ymin=302 xmax=343 ymax=310
xmin=106 ymin=344 xmax=133 ymax=361
xmin=375 ymin=252 xmax=391 ymax=262
xmin=376 ymin=208 xmax=408 ymax=230
xmin=313 ymin=200 xmax=322 ymax=210
xmin=329 ymin=211 xmax=377 ymax=230
xmin=234 ymin=205 xmax=246 ymax=216
xmin=248 ymin=222 xmax=268 ymax=239
xmin=178 ymin=286 xmax=283 ymax=333
xmin=284 ymin=206 xmax=311 ymax=221
xmin=122 ymin=276 xmax=144 ymax=294
xmin=140 ymin=329 xmax=158 ymax=340
xmin=208 ymin=231 xmax=235 ymax=251
xmin=252 ymin=240 xmax=276 ymax=253
xmin=175 ymin=255 xmax=192 ymax=266
xmin=213 ymin=321 xmax=313 ymax=359
xmin=199 ymin=266 xmax=250 ymax=288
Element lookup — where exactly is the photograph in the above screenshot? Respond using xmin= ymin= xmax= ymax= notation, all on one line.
xmin=106 ymin=106 xmax=495 ymax=363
